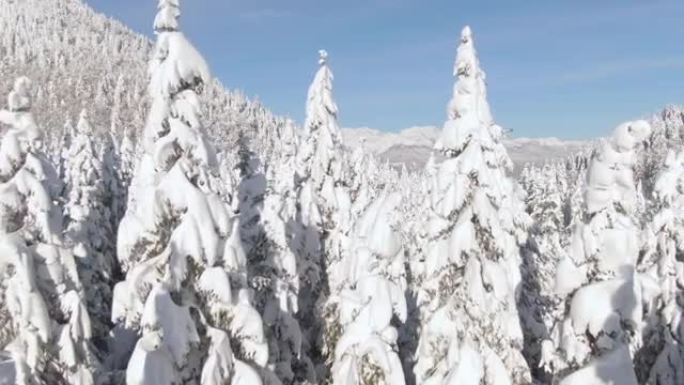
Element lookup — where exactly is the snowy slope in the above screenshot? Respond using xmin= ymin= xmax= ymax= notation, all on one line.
xmin=0 ymin=0 xmax=282 ymax=165
xmin=342 ymin=126 xmax=588 ymax=171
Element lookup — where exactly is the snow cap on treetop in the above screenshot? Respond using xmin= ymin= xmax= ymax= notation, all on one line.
xmin=454 ymin=26 xmax=477 ymax=77
xmin=461 ymin=25 xmax=472 ymax=40
xmin=159 ymin=0 xmax=180 ymax=7
xmin=437 ymin=25 xmax=495 ymax=152
xmin=319 ymin=49 xmax=328 ymax=65
xmin=155 ymin=0 xmax=180 ymax=32
xmin=612 ymin=120 xmax=651 ymax=152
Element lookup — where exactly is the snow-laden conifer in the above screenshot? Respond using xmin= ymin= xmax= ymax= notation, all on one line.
xmin=100 ymin=119 xmax=125 ymax=231
xmin=302 ymin=50 xmax=346 ymax=214
xmin=0 ymin=77 xmax=96 ymax=385
xmin=301 ymin=50 xmax=352 ymax=273
xmin=119 ymin=125 xmax=137 ymax=206
xmin=112 ymin=1 xmax=269 ymax=384
xmin=258 ymin=119 xmax=316 ymax=384
xmin=331 ymin=192 xmax=407 ymax=385
xmin=414 ymin=26 xmax=531 ymax=385
xmin=57 ymin=119 xmax=75 ymax=187
xmin=550 ymin=120 xmax=651 ymax=385
xmin=63 ymin=109 xmax=116 ymax=348
xmin=521 ymin=163 xmax=569 ymax=295
xmin=517 ymin=163 xmax=569 ymax=380
xmin=348 ymin=149 xmax=380 ymax=222
xmin=299 ymin=50 xmax=354 ymax=379
xmin=638 ymin=149 xmax=684 ymax=385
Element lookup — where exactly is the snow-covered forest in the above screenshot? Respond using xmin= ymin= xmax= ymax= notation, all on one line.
xmin=1 ymin=1 xmax=684 ymax=385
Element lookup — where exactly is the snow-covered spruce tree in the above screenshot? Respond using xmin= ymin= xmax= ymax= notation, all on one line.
xmin=347 ymin=147 xmax=380 ymax=222
xmin=299 ymin=50 xmax=353 ymax=378
xmin=553 ymin=161 xmax=571 ymax=235
xmin=330 ymin=192 xmax=407 ymax=385
xmin=293 ymin=156 xmax=324 ymax=385
xmin=57 ymin=119 xmax=75 ymax=188
xmin=638 ymin=150 xmax=684 ymax=385
xmin=517 ymin=163 xmax=570 ymax=381
xmin=521 ymin=163 xmax=568 ymax=292
xmin=119 ymin=126 xmax=137 ymax=205
xmin=519 ymin=164 xmax=535 ymax=209
xmin=413 ymin=26 xmax=531 ymax=385
xmin=63 ymin=109 xmax=116 ymax=349
xmin=101 ymin=117 xmax=125 ymax=232
xmin=409 ymin=153 xmax=439 ymax=289
xmin=112 ymin=2 xmax=269 ymax=384
xmin=639 ymin=108 xmax=679 ymax=202
xmin=348 ymin=147 xmax=369 ymax=218
xmin=234 ymin=128 xmax=267 ymax=255
xmin=0 ymin=77 xmax=96 ymax=385
xmin=110 ymin=75 xmax=127 ymax=139
xmin=563 ymin=152 xmax=591 ymax=235
xmin=293 ymin=120 xmax=324 ymax=300
xmin=550 ymin=120 xmax=651 ymax=385
xmin=300 ymin=50 xmax=350 ymax=235
xmin=257 ymin=119 xmax=316 ymax=384
xmin=395 ymin=160 xmax=431 ymax=381
xmin=101 ymin=74 xmax=127 ymax=225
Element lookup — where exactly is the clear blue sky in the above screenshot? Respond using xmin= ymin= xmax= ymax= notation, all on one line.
xmin=85 ymin=0 xmax=684 ymax=139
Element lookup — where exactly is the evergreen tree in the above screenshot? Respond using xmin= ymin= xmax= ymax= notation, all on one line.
xmin=257 ymin=119 xmax=316 ymax=384
xmin=58 ymin=119 xmax=75 ymax=189
xmin=119 ymin=125 xmax=137 ymax=204
xmin=64 ymin=109 xmax=116 ymax=350
xmin=551 ymin=120 xmax=651 ymax=385
xmin=0 ymin=77 xmax=96 ymax=385
xmin=293 ymin=156 xmax=324 ymax=385
xmin=300 ymin=50 xmax=354 ymax=379
xmin=414 ymin=26 xmax=531 ymax=385
xmin=331 ymin=192 xmax=407 ymax=385
xmin=348 ymin=149 xmax=378 ymax=222
xmin=101 ymin=119 xmax=125 ymax=231
xmin=110 ymin=75 xmax=126 ymax=138
xmin=112 ymin=1 xmax=269 ymax=383
xmin=522 ymin=163 xmax=567 ymax=292
xmin=518 ymin=163 xmax=567 ymax=381
xmin=301 ymin=50 xmax=350 ymax=231
xmin=638 ymin=150 xmax=684 ymax=385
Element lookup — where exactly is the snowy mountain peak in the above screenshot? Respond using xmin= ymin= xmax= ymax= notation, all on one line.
xmin=342 ymin=126 xmax=588 ymax=171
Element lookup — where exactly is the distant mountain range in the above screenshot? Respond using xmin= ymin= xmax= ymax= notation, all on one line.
xmin=342 ymin=126 xmax=589 ymax=172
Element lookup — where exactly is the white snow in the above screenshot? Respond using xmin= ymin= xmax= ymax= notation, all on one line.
xmin=569 ymin=276 xmax=640 ymax=338
xmin=558 ymin=347 xmax=638 ymax=385
xmin=331 ymin=192 xmax=407 ymax=385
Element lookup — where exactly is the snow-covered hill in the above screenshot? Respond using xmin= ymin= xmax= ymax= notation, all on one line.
xmin=0 ymin=0 xmax=284 ymax=171
xmin=342 ymin=126 xmax=588 ymax=171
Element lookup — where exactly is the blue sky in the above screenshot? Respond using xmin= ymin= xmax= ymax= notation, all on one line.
xmin=85 ymin=0 xmax=684 ymax=139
